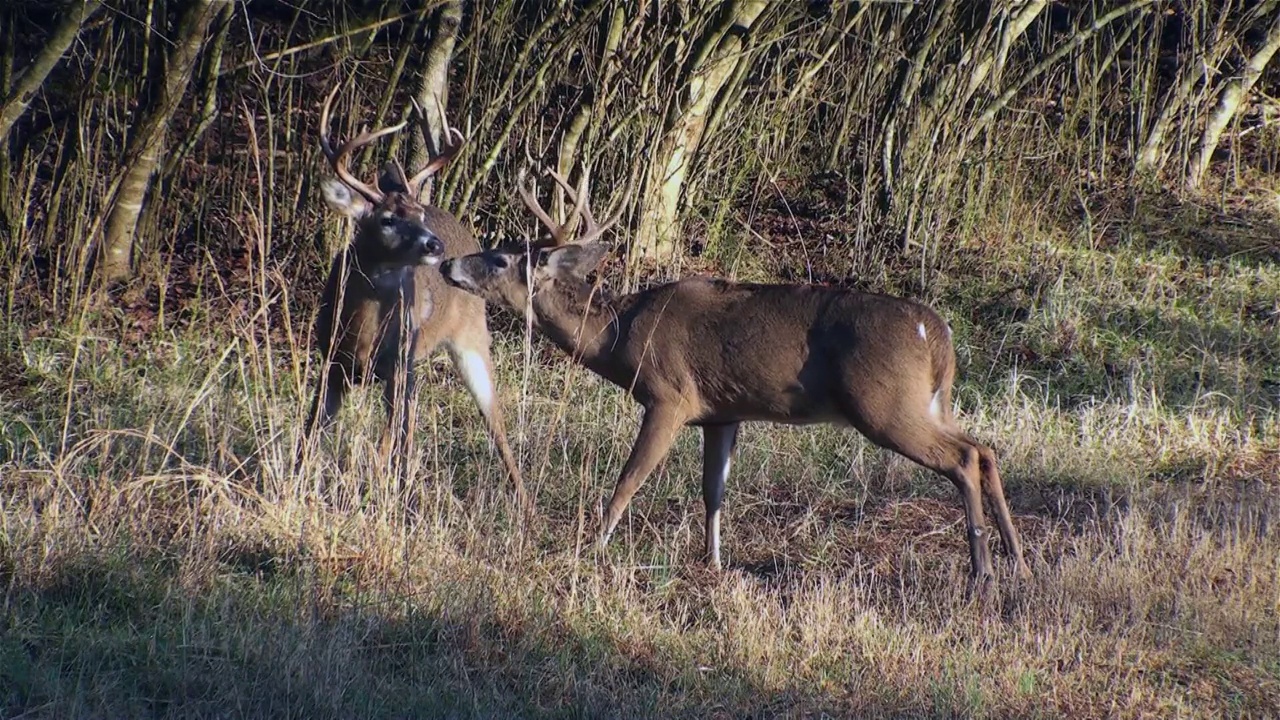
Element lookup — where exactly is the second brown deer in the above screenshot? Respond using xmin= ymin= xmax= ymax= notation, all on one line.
xmin=300 ymin=85 xmax=522 ymax=495
xmin=440 ymin=168 xmax=1030 ymax=586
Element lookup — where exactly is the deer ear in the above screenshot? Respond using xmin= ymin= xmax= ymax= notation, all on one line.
xmin=377 ymin=160 xmax=411 ymax=195
xmin=321 ymin=178 xmax=372 ymax=218
xmin=539 ymin=243 xmax=609 ymax=279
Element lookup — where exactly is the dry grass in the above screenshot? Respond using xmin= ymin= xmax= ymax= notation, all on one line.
xmin=3 ymin=265 xmax=1279 ymax=717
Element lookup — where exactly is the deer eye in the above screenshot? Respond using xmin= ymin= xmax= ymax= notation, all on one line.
xmin=491 ymin=255 xmax=510 ymax=269
xmin=378 ymin=215 xmax=396 ymax=228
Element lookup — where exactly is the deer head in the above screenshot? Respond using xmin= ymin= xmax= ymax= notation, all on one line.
xmin=441 ymin=165 xmax=623 ymax=306
xmin=318 ymin=85 xmax=465 ymax=268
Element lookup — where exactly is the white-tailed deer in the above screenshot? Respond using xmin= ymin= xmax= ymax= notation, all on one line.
xmin=300 ymin=85 xmax=522 ymax=495
xmin=440 ymin=167 xmax=1030 ymax=584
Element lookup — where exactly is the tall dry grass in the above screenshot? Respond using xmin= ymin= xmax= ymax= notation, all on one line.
xmin=5 ymin=301 xmax=1280 ymax=715
xmin=3 ymin=221 xmax=1280 ymax=715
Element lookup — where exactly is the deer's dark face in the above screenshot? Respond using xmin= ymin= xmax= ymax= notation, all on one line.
xmin=441 ymin=243 xmax=608 ymax=311
xmin=321 ymin=179 xmax=445 ymax=267
xmin=440 ymin=247 xmax=529 ymax=309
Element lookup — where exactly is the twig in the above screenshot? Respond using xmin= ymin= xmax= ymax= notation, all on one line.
xmin=222 ymin=8 xmax=424 ymax=77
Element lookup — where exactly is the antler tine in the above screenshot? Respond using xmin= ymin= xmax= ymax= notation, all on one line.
xmin=517 ymin=166 xmax=572 ymax=245
xmin=406 ymin=97 xmax=467 ymax=196
xmin=318 ymin=85 xmax=342 ymax=158
xmin=541 ymin=168 xmax=585 ymax=239
xmin=591 ymin=174 xmax=633 ymax=244
xmin=546 ymin=169 xmax=591 ymax=222
xmin=545 ymin=166 xmax=629 ymax=245
xmin=318 ymin=84 xmax=405 ymax=203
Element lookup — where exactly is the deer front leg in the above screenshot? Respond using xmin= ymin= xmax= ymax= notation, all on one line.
xmin=297 ymin=363 xmax=349 ymax=467
xmin=378 ymin=364 xmax=419 ymax=477
xmin=448 ymin=342 xmax=525 ymax=500
xmin=306 ymin=364 xmax=349 ymax=435
xmin=599 ymin=404 xmax=687 ymax=549
xmin=701 ymin=423 xmax=739 ymax=570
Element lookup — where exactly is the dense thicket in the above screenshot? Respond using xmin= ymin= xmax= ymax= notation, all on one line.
xmin=0 ymin=0 xmax=1276 ymax=306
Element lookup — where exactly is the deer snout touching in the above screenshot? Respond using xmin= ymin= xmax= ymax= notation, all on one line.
xmin=413 ymin=230 xmax=445 ymax=265
xmin=439 ymin=256 xmax=483 ymax=290
xmin=440 ymin=253 xmax=518 ymax=301
xmin=439 ymin=257 xmax=470 ymax=287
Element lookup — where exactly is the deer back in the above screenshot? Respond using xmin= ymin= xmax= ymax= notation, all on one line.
xmin=526 ymin=274 xmax=953 ymax=425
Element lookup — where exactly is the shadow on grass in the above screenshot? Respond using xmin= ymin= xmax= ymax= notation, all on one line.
xmin=0 ymin=546 xmax=945 ymax=719
xmin=947 ymin=191 xmax=1280 ymax=417
xmin=964 ymin=289 xmax=1279 ymax=418
xmin=1119 ymin=193 xmax=1280 ymax=269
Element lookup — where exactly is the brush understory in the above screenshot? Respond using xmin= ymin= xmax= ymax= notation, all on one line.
xmin=3 ymin=188 xmax=1280 ymax=718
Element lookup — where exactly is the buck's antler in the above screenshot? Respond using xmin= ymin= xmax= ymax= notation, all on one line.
xmin=406 ymin=97 xmax=466 ymax=199
xmin=318 ymin=85 xmax=405 ymax=203
xmin=517 ymin=162 xmax=629 ymax=246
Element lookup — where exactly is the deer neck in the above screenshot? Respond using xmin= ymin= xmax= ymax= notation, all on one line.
xmin=531 ymin=279 xmax=624 ymax=372
xmin=346 ymin=245 xmax=413 ymax=288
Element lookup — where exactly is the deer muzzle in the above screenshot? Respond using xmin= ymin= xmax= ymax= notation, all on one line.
xmin=439 ymin=257 xmax=472 ymax=290
xmin=415 ymin=231 xmax=445 ymax=265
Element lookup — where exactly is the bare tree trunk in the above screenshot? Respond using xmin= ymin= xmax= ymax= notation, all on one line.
xmin=410 ymin=0 xmax=462 ymax=204
xmin=1186 ymin=8 xmax=1280 ymax=189
xmin=1135 ymin=4 xmax=1232 ymax=177
xmin=783 ymin=3 xmax=865 ymax=109
xmin=969 ymin=0 xmax=1158 ymax=139
xmin=0 ymin=10 xmax=15 ymax=228
xmin=635 ymin=0 xmax=769 ymax=260
xmin=374 ymin=8 xmax=428 ymax=143
xmin=555 ymin=3 xmax=627 ymax=228
xmin=162 ymin=0 xmax=235 ymax=178
xmin=878 ymin=0 xmax=1055 ymax=233
xmin=0 ymin=0 xmax=102 ymax=142
xmin=453 ymin=0 xmax=602 ymax=216
xmin=1136 ymin=51 xmax=1211 ymax=174
xmin=97 ymin=0 xmax=223 ymax=283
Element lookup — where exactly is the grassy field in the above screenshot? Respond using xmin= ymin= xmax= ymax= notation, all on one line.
xmin=2 ymin=187 xmax=1279 ymax=718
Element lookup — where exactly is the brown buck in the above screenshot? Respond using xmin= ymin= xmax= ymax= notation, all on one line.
xmin=300 ymin=85 xmax=522 ymax=493
xmin=440 ymin=168 xmax=1030 ymax=585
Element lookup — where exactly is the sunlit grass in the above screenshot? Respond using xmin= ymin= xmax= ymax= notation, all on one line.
xmin=3 ymin=235 xmax=1279 ymax=717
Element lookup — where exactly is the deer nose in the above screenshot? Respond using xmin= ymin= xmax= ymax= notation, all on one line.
xmin=439 ymin=259 xmax=472 ymax=290
xmin=416 ymin=232 xmax=444 ymax=261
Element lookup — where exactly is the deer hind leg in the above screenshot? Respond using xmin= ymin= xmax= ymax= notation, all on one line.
xmin=943 ymin=439 xmax=998 ymax=585
xmin=447 ymin=337 xmax=525 ymax=500
xmin=969 ymin=438 xmax=1031 ymax=579
xmin=701 ymin=423 xmax=739 ymax=570
xmin=854 ymin=416 xmax=998 ymax=584
xmin=600 ymin=404 xmax=687 ymax=548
